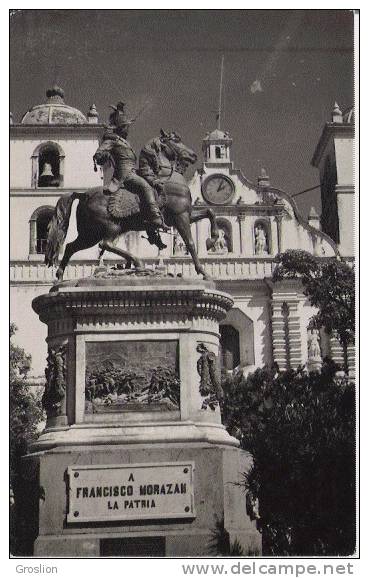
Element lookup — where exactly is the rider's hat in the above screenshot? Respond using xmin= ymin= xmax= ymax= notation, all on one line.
xmin=109 ymin=102 xmax=134 ymax=126
xmin=109 ymin=101 xmax=126 ymax=112
xmin=160 ymin=128 xmax=171 ymax=139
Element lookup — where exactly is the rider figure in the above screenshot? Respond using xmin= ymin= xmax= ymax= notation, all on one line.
xmin=93 ymin=102 xmax=168 ymax=232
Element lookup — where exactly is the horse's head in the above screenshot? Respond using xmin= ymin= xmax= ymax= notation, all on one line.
xmin=159 ymin=129 xmax=197 ymax=172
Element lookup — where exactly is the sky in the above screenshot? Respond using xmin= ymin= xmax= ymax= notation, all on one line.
xmin=9 ymin=9 xmax=354 ymax=217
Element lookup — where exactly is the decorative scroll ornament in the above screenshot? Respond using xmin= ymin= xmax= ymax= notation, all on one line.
xmin=43 ymin=344 xmax=67 ymax=417
xmin=196 ymin=343 xmax=223 ymax=410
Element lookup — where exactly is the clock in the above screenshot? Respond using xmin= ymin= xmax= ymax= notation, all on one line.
xmin=202 ymin=174 xmax=235 ymax=205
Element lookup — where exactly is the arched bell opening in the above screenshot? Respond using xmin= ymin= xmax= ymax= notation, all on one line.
xmin=29 ymin=205 xmax=54 ymax=255
xmin=31 ymin=141 xmax=65 ymax=188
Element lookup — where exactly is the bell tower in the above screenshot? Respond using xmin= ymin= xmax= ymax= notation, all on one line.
xmin=202 ymin=129 xmax=233 ymax=164
xmin=311 ymin=102 xmax=354 ymax=257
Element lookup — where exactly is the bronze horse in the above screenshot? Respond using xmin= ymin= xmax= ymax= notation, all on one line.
xmin=45 ymin=132 xmax=219 ymax=280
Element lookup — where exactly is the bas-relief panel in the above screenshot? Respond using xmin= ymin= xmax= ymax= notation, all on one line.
xmin=84 ymin=340 xmax=180 ymax=414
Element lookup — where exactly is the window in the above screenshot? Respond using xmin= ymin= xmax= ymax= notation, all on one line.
xmin=29 ymin=206 xmax=54 ymax=255
xmin=31 ymin=142 xmax=65 ymax=188
xmin=220 ymin=308 xmax=255 ymax=370
xmin=219 ymin=325 xmax=240 ymax=371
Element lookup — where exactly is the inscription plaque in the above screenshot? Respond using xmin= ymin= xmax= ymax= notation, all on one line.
xmin=67 ymin=462 xmax=195 ymax=523
xmin=85 ymin=340 xmax=180 ymax=413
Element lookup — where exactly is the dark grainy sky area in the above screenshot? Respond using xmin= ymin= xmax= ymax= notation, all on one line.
xmin=10 ymin=9 xmax=354 ymax=216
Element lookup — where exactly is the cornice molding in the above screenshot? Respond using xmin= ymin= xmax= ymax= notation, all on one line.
xmin=311 ymin=123 xmax=354 ymax=168
xmin=32 ymin=280 xmax=234 ymax=325
xmin=10 ymin=124 xmax=106 ymax=138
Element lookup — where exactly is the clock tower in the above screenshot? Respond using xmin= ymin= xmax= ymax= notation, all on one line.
xmin=202 ymin=128 xmax=233 ymax=164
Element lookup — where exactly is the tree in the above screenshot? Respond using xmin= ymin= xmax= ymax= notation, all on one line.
xmin=273 ymin=250 xmax=355 ymax=372
xmin=10 ymin=324 xmax=44 ymax=554
xmin=222 ymin=362 xmax=356 ymax=556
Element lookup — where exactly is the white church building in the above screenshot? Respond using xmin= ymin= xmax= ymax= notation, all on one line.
xmin=10 ymin=87 xmax=355 ymax=380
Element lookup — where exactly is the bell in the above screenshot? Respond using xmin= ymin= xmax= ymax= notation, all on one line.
xmin=40 ymin=163 xmax=54 ymax=177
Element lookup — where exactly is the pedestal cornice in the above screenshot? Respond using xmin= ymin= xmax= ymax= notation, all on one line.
xmin=32 ymin=275 xmax=234 ymax=324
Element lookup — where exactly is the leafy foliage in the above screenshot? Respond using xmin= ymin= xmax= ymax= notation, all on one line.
xmin=273 ymin=251 xmax=355 ymax=352
xmin=10 ymin=324 xmax=44 ymax=555
xmin=10 ymin=324 xmax=44 ymax=481
xmin=222 ymin=362 xmax=356 ymax=556
xmin=207 ymin=516 xmax=259 ymax=557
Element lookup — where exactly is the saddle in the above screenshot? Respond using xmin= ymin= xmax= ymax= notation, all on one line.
xmin=107 ymin=187 xmax=141 ymax=220
xmin=106 ymin=178 xmax=165 ymax=221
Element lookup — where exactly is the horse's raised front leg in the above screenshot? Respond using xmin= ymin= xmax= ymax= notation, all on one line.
xmin=190 ymin=208 xmax=219 ymax=251
xmin=100 ymin=240 xmax=143 ymax=270
xmin=174 ymin=213 xmax=210 ymax=280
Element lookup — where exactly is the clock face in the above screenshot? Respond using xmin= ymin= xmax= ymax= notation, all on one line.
xmin=202 ymin=175 xmax=235 ymax=205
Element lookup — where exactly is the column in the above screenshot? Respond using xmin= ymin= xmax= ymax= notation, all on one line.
xmin=286 ymin=300 xmax=303 ymax=369
xmin=197 ymin=219 xmax=208 ymax=257
xmin=275 ymin=214 xmax=283 ymax=254
xmin=29 ymin=219 xmax=37 ymax=254
xmin=329 ymin=333 xmax=344 ymax=367
xmin=329 ymin=333 xmax=355 ymax=376
xmin=238 ymin=213 xmax=247 ymax=256
xmin=347 ymin=342 xmax=355 ymax=378
xmin=271 ymin=300 xmax=288 ymax=371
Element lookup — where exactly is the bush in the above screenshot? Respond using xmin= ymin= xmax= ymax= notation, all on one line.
xmin=222 ymin=361 xmax=356 ymax=556
xmin=10 ymin=324 xmax=44 ymax=555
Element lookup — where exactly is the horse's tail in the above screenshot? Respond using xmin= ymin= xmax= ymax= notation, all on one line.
xmin=45 ymin=192 xmax=82 ymax=267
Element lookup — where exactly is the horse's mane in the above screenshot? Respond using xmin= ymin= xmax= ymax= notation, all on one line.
xmin=139 ymin=138 xmax=161 ymax=175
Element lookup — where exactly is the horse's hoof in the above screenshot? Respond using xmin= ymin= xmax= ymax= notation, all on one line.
xmin=196 ymin=268 xmax=211 ymax=281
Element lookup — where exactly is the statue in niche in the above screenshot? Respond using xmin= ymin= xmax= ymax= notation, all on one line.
xmin=124 ymin=231 xmax=137 ymax=253
xmin=307 ymin=327 xmax=322 ymax=361
xmin=43 ymin=344 xmax=67 ymax=417
xmin=209 ymin=228 xmax=229 ymax=255
xmin=173 ymin=232 xmax=188 ymax=256
xmin=196 ymin=343 xmax=223 ymax=410
xmin=254 ymin=223 xmax=268 ymax=255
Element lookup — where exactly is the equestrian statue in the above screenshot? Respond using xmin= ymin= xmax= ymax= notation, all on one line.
xmin=45 ymin=101 xmax=220 ymax=280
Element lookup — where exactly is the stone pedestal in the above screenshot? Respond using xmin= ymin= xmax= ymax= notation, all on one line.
xmin=24 ymin=270 xmax=261 ymax=557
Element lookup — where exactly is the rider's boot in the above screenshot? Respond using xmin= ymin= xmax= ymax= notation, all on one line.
xmin=147 ymin=202 xmax=170 ymax=232
xmin=147 ymin=227 xmax=167 ymax=251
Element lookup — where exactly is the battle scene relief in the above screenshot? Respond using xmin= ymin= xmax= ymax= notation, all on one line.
xmin=85 ymin=340 xmax=180 ymax=413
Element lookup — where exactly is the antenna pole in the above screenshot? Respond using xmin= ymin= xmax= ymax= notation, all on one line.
xmin=217 ymin=55 xmax=224 ymax=130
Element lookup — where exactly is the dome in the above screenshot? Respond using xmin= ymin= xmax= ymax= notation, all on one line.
xmin=203 ymin=128 xmax=231 ymax=141
xmin=21 ymin=86 xmax=87 ymax=125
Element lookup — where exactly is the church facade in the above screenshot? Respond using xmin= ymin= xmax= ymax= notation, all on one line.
xmin=10 ymin=87 xmax=355 ymax=380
